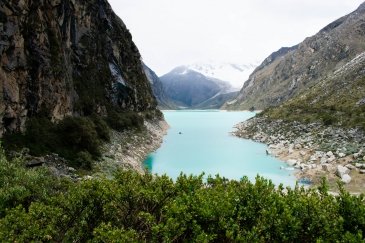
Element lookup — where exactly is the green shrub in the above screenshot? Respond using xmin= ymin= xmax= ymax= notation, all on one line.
xmin=3 ymin=115 xmax=113 ymax=169
xmin=106 ymin=111 xmax=144 ymax=132
xmin=322 ymin=113 xmax=337 ymax=126
xmin=0 ymin=149 xmax=365 ymax=242
xmin=91 ymin=115 xmax=111 ymax=141
xmin=74 ymin=151 xmax=94 ymax=170
xmin=57 ymin=116 xmax=101 ymax=157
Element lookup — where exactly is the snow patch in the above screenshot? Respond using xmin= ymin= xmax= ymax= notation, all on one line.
xmin=187 ymin=61 xmax=258 ymax=90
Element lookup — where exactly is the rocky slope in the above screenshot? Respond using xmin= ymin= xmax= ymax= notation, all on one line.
xmin=227 ymin=3 xmax=365 ymax=110
xmin=234 ymin=116 xmax=365 ymax=193
xmin=160 ymin=66 xmax=235 ymax=109
xmin=143 ymin=63 xmax=176 ymax=109
xmin=0 ymin=0 xmax=157 ymax=135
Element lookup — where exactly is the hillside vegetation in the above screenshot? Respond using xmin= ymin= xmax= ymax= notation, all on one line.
xmin=264 ymin=52 xmax=365 ymax=130
xmin=0 ymin=148 xmax=365 ymax=242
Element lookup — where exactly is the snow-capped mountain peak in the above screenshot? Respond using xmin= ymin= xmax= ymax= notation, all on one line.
xmin=187 ymin=62 xmax=258 ymax=90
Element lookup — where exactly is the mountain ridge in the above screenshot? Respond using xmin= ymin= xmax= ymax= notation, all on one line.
xmin=160 ymin=66 xmax=236 ymax=109
xmin=226 ymin=3 xmax=365 ymax=110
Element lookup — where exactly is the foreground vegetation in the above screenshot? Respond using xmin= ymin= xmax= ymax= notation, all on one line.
xmin=2 ymin=111 xmax=156 ymax=169
xmin=263 ymin=77 xmax=365 ymax=130
xmin=0 ymin=148 xmax=365 ymax=242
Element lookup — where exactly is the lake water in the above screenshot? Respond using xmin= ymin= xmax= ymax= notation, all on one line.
xmin=144 ymin=110 xmax=297 ymax=186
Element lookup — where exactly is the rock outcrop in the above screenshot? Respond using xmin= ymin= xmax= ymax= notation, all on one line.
xmin=0 ymin=0 xmax=157 ymax=135
xmin=143 ymin=63 xmax=176 ymax=110
xmin=227 ymin=3 xmax=365 ymax=110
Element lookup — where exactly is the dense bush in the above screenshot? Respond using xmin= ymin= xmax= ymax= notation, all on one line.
xmin=0 ymin=149 xmax=364 ymax=242
xmin=106 ymin=110 xmax=144 ymax=132
xmin=3 ymin=116 xmax=112 ymax=169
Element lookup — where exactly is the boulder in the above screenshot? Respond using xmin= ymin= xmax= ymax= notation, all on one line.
xmin=338 ymin=152 xmax=346 ymax=158
xmin=345 ymin=164 xmax=356 ymax=170
xmin=360 ymin=170 xmax=365 ymax=174
xmin=268 ymin=144 xmax=277 ymax=149
xmin=355 ymin=163 xmax=365 ymax=169
xmin=341 ymin=174 xmax=352 ymax=184
xmin=310 ymin=155 xmax=317 ymax=161
xmin=26 ymin=158 xmax=45 ymax=168
xmin=320 ymin=157 xmax=328 ymax=164
xmin=353 ymin=153 xmax=361 ymax=159
xmin=327 ymin=156 xmax=336 ymax=163
xmin=326 ymin=151 xmax=334 ymax=157
xmin=287 ymin=159 xmax=297 ymax=166
xmin=336 ymin=165 xmax=349 ymax=178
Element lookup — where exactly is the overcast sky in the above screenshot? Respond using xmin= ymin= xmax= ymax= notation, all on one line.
xmin=108 ymin=0 xmax=364 ymax=75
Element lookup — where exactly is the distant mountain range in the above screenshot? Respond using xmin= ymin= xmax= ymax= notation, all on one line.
xmin=160 ymin=66 xmax=237 ymax=109
xmin=225 ymin=2 xmax=365 ymax=128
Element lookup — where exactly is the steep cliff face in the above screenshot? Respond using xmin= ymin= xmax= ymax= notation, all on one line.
xmin=0 ymin=0 xmax=157 ymax=135
xmin=143 ymin=63 xmax=176 ymax=109
xmin=227 ymin=3 xmax=365 ymax=110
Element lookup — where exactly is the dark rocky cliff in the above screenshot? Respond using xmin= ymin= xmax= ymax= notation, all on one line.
xmin=0 ymin=0 xmax=157 ymax=135
xmin=227 ymin=2 xmax=365 ymax=110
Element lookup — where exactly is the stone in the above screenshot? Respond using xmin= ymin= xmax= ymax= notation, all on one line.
xmin=336 ymin=165 xmax=349 ymax=178
xmin=341 ymin=174 xmax=352 ymax=184
xmin=345 ymin=164 xmax=356 ymax=170
xmin=300 ymin=151 xmax=306 ymax=156
xmin=320 ymin=157 xmax=328 ymax=164
xmin=26 ymin=158 xmax=45 ymax=168
xmin=327 ymin=156 xmax=336 ymax=163
xmin=68 ymin=167 xmax=76 ymax=172
xmin=322 ymin=164 xmax=332 ymax=172
xmin=268 ymin=144 xmax=276 ymax=149
xmin=326 ymin=151 xmax=334 ymax=157
xmin=338 ymin=153 xmax=346 ymax=158
xmin=355 ymin=163 xmax=365 ymax=169
xmin=353 ymin=153 xmax=361 ymax=159
xmin=310 ymin=155 xmax=317 ymax=161
xmin=360 ymin=170 xmax=365 ymax=174
xmin=287 ymin=159 xmax=297 ymax=166
xmin=295 ymin=144 xmax=302 ymax=149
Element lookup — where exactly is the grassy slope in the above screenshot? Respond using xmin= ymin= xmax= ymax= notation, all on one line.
xmin=264 ymin=55 xmax=365 ymax=130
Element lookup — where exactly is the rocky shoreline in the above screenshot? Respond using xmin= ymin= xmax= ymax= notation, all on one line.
xmin=96 ymin=119 xmax=169 ymax=176
xmin=233 ymin=116 xmax=365 ymax=193
xmin=17 ymin=119 xmax=169 ymax=180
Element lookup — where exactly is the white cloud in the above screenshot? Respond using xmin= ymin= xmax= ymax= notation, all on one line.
xmin=108 ymin=0 xmax=364 ymax=75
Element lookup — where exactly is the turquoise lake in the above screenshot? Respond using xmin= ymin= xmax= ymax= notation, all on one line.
xmin=144 ymin=110 xmax=297 ymax=186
